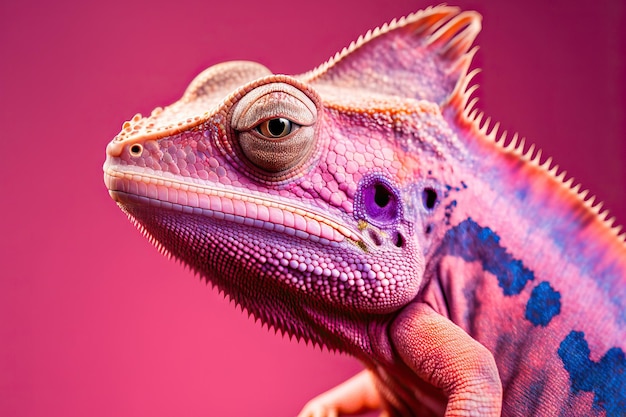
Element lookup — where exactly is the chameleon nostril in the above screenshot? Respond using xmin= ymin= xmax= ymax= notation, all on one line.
xmin=422 ymin=188 xmax=438 ymax=210
xmin=129 ymin=144 xmax=143 ymax=157
xmin=364 ymin=180 xmax=398 ymax=224
xmin=393 ymin=232 xmax=405 ymax=248
xmin=374 ymin=183 xmax=391 ymax=208
xmin=368 ymin=230 xmax=383 ymax=246
xmin=355 ymin=174 xmax=402 ymax=227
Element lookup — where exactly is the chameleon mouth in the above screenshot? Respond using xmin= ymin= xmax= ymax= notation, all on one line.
xmin=104 ymin=167 xmax=362 ymax=245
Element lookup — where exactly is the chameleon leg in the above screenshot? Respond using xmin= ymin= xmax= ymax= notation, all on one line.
xmin=391 ymin=303 xmax=502 ymax=417
xmin=297 ymin=369 xmax=383 ymax=417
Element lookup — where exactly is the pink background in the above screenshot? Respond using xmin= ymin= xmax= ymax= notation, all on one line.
xmin=1 ymin=1 xmax=624 ymax=416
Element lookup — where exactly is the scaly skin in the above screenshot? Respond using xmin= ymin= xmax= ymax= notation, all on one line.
xmin=103 ymin=6 xmax=626 ymax=416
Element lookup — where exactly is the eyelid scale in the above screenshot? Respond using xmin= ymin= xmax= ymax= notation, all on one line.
xmin=231 ymin=83 xmax=317 ymax=131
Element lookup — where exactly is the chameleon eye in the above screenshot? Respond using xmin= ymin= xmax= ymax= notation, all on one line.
xmin=256 ymin=118 xmax=297 ymax=139
xmin=231 ymin=82 xmax=318 ymax=174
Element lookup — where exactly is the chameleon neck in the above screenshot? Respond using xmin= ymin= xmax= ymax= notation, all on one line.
xmin=419 ymin=110 xmax=626 ymax=337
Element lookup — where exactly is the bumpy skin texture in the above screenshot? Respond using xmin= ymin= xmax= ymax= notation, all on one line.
xmin=103 ymin=6 xmax=626 ymax=417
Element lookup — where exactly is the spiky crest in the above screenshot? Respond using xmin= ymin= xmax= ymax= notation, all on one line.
xmin=299 ymin=5 xmax=480 ymax=109
xmin=463 ymin=100 xmax=626 ymax=245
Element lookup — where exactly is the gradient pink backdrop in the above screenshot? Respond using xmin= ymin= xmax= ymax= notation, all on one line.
xmin=1 ymin=1 xmax=624 ymax=416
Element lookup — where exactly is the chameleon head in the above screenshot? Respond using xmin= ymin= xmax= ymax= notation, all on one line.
xmin=103 ymin=1 xmax=484 ymax=344
xmin=103 ymin=60 xmax=432 ymax=340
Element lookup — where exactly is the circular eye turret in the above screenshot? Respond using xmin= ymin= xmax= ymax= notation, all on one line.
xmin=231 ymin=83 xmax=318 ymax=173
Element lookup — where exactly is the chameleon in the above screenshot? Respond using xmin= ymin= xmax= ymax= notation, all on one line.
xmin=102 ymin=5 xmax=626 ymax=416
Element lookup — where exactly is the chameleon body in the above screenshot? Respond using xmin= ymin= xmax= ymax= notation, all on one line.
xmin=103 ymin=6 xmax=626 ymax=416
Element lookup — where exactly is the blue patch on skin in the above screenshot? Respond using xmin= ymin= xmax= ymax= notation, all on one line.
xmin=443 ymin=183 xmax=465 ymax=198
xmin=525 ymin=281 xmax=561 ymax=326
xmin=558 ymin=331 xmax=626 ymax=416
xmin=441 ymin=218 xmax=535 ymax=295
xmin=444 ymin=200 xmax=457 ymax=225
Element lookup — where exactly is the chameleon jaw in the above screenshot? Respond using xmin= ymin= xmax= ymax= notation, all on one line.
xmin=104 ymin=167 xmax=363 ymax=246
